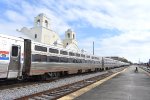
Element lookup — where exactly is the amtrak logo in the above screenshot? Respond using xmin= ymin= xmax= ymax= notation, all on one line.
xmin=0 ymin=51 xmax=9 ymax=60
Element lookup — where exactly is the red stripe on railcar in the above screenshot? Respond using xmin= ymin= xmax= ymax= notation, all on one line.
xmin=0 ymin=51 xmax=9 ymax=54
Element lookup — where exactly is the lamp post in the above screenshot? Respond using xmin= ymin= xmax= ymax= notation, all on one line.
xmin=93 ymin=41 xmax=94 ymax=55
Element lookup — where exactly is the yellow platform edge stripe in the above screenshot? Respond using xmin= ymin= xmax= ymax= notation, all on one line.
xmin=58 ymin=68 xmax=128 ymax=100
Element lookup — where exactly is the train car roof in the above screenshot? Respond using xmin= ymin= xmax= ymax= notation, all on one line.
xmin=0 ymin=33 xmax=24 ymax=41
xmin=0 ymin=33 xmax=103 ymax=60
xmin=32 ymin=40 xmax=103 ymax=59
xmin=32 ymin=41 xmax=80 ymax=53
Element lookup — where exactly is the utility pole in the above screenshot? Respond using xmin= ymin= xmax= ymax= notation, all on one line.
xmin=139 ymin=58 xmax=140 ymax=64
xmin=93 ymin=41 xmax=94 ymax=55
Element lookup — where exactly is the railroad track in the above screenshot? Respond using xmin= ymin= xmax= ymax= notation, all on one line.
xmin=0 ymin=77 xmax=58 ymax=90
xmin=0 ymin=67 xmax=126 ymax=100
xmin=0 ymin=73 xmax=90 ymax=90
xmin=16 ymin=68 xmax=125 ymax=100
xmin=16 ymin=73 xmax=112 ymax=100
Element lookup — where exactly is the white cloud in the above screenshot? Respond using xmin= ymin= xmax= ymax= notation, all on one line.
xmin=5 ymin=10 xmax=28 ymax=23
xmin=63 ymin=0 xmax=150 ymax=62
xmin=78 ymin=30 xmax=150 ymax=62
xmin=97 ymin=31 xmax=150 ymax=62
xmin=0 ymin=0 xmax=70 ymax=35
xmin=1 ymin=0 xmax=150 ymax=62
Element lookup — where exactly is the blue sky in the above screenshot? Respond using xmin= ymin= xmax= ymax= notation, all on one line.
xmin=0 ymin=0 xmax=150 ymax=63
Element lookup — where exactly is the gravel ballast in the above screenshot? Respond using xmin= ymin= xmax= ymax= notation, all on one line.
xmin=0 ymin=68 xmax=123 ymax=100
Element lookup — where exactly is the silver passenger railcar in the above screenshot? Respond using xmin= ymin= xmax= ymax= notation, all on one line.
xmin=0 ymin=34 xmax=129 ymax=80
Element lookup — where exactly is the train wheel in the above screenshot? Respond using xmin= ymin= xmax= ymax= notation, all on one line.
xmin=17 ymin=76 xmax=24 ymax=81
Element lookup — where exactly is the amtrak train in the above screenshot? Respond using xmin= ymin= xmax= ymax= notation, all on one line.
xmin=0 ymin=34 xmax=130 ymax=80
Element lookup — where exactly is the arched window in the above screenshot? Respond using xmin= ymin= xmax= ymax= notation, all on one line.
xmin=37 ymin=19 xmax=40 ymax=26
xmin=45 ymin=20 xmax=48 ymax=28
xmin=35 ymin=34 xmax=37 ymax=38
xmin=73 ymin=34 xmax=75 ymax=39
xmin=68 ymin=33 xmax=70 ymax=38
xmin=66 ymin=43 xmax=68 ymax=45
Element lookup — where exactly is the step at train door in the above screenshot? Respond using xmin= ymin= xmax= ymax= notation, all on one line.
xmin=7 ymin=45 xmax=21 ymax=78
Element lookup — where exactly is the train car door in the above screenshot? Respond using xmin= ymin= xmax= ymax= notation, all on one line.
xmin=7 ymin=45 xmax=21 ymax=78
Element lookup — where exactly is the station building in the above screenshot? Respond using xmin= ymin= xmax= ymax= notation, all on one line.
xmin=18 ymin=13 xmax=79 ymax=52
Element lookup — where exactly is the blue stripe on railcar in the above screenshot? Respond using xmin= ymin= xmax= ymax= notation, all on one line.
xmin=0 ymin=57 xmax=9 ymax=60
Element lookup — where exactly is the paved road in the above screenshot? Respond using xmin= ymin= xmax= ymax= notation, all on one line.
xmin=75 ymin=66 xmax=150 ymax=100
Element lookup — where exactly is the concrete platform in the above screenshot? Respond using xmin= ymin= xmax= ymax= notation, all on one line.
xmin=74 ymin=65 xmax=150 ymax=100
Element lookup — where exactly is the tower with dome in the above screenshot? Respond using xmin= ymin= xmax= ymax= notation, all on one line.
xmin=63 ymin=29 xmax=79 ymax=52
xmin=19 ymin=13 xmax=79 ymax=51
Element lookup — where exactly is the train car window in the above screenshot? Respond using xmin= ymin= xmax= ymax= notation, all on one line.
xmin=68 ymin=58 xmax=74 ymax=63
xmin=60 ymin=50 xmax=68 ymax=55
xmin=76 ymin=53 xmax=80 ymax=57
xmin=95 ymin=57 xmax=99 ymax=60
xmin=73 ymin=59 xmax=77 ymax=63
xmin=81 ymin=59 xmax=85 ymax=63
xmin=48 ymin=56 xmax=59 ymax=62
xmin=32 ymin=54 xmax=47 ymax=62
xmin=41 ymin=55 xmax=47 ymax=61
xmin=85 ymin=60 xmax=87 ymax=63
xmin=92 ymin=56 xmax=94 ymax=59
xmin=81 ymin=54 xmax=85 ymax=58
xmin=87 ymin=60 xmax=90 ymax=63
xmin=95 ymin=61 xmax=98 ymax=64
xmin=69 ymin=52 xmax=75 ymax=56
xmin=86 ymin=55 xmax=90 ymax=58
xmin=76 ymin=59 xmax=81 ymax=63
xmin=12 ymin=46 xmax=18 ymax=57
xmin=32 ymin=54 xmax=40 ymax=61
xmin=68 ymin=58 xmax=77 ymax=63
xmin=93 ymin=61 xmax=95 ymax=64
xmin=59 ymin=57 xmax=68 ymax=62
xmin=49 ymin=48 xmax=59 ymax=54
xmin=35 ymin=45 xmax=47 ymax=52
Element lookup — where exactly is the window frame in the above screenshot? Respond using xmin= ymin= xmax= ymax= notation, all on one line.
xmin=11 ymin=45 xmax=19 ymax=57
xmin=49 ymin=48 xmax=59 ymax=54
xmin=60 ymin=50 xmax=68 ymax=55
xmin=35 ymin=45 xmax=47 ymax=52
